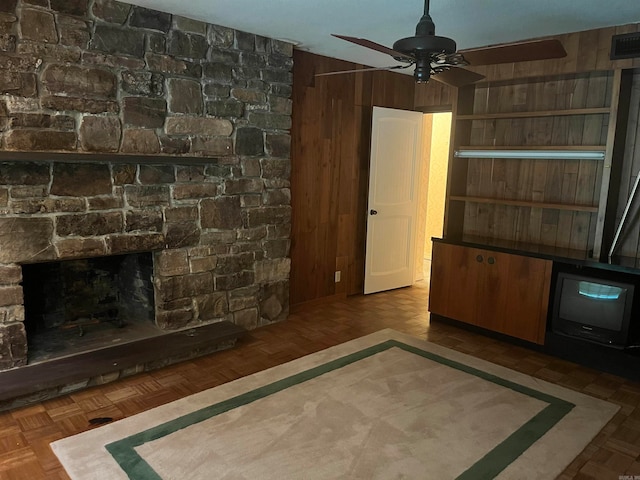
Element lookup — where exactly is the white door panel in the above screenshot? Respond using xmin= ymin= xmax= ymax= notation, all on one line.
xmin=369 ymin=215 xmax=412 ymax=274
xmin=365 ymin=107 xmax=423 ymax=294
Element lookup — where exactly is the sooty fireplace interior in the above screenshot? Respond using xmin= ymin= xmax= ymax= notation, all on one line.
xmin=22 ymin=253 xmax=158 ymax=363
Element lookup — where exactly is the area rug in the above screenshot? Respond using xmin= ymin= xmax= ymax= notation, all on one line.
xmin=51 ymin=329 xmax=618 ymax=479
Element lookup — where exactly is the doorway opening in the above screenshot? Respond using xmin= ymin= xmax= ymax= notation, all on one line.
xmin=418 ymin=111 xmax=452 ymax=282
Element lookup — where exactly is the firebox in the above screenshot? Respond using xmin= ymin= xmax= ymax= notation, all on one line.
xmin=22 ymin=253 xmax=158 ymax=363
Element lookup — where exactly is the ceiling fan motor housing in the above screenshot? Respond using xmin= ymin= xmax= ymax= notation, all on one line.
xmin=393 ymin=35 xmax=457 ymax=82
xmin=392 ymin=35 xmax=457 ymax=56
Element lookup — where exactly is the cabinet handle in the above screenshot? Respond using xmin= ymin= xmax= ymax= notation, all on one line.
xmin=476 ymin=255 xmax=483 ymax=263
xmin=370 ymin=209 xmax=378 ymax=215
xmin=488 ymin=257 xmax=495 ymax=265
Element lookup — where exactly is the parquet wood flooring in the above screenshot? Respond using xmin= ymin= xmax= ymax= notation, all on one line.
xmin=0 ymin=280 xmax=639 ymax=479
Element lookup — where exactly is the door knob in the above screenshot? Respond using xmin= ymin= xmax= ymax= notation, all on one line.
xmin=370 ymin=209 xmax=378 ymax=215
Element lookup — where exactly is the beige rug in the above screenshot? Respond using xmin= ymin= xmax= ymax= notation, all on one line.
xmin=51 ymin=329 xmax=618 ymax=479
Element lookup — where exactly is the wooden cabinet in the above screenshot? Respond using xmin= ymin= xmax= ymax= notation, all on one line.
xmin=429 ymin=242 xmax=552 ymax=344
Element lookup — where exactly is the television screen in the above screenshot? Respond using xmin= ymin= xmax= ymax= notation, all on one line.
xmin=552 ymin=272 xmax=634 ymax=347
xmin=559 ymin=279 xmax=627 ymax=331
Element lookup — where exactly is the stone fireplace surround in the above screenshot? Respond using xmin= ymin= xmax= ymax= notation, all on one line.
xmin=0 ymin=0 xmax=293 ymax=399
xmin=0 ymin=157 xmax=291 ymax=371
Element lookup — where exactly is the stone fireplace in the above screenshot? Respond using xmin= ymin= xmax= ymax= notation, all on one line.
xmin=0 ymin=159 xmax=291 ymax=370
xmin=0 ymin=0 xmax=292 ymax=376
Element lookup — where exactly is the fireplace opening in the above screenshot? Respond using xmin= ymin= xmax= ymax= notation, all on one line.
xmin=22 ymin=253 xmax=161 ymax=364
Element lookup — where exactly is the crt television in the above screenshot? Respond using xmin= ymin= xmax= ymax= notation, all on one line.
xmin=551 ymin=271 xmax=634 ymax=348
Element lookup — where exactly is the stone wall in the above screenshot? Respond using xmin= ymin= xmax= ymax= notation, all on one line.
xmin=0 ymin=0 xmax=292 ymax=154
xmin=0 ymin=0 xmax=292 ymax=369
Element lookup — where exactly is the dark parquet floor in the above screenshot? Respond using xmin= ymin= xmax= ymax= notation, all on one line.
xmin=0 ymin=280 xmax=638 ymax=479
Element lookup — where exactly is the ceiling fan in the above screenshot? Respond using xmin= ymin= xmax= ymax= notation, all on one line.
xmin=317 ymin=0 xmax=568 ymax=87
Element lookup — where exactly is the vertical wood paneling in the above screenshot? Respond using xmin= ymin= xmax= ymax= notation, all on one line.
xmin=414 ymin=81 xmax=453 ymax=111
xmin=468 ymin=22 xmax=640 ymax=83
xmin=290 ymin=50 xmax=418 ymax=306
xmin=444 ymin=87 xmax=475 ymax=240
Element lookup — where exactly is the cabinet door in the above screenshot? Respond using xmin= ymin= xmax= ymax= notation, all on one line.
xmin=501 ymin=255 xmax=552 ymax=344
xmin=475 ymin=250 xmax=510 ymax=334
xmin=429 ymin=243 xmax=481 ymax=325
xmin=428 ymin=242 xmax=452 ymax=317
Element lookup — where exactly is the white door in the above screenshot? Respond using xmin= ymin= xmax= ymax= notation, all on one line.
xmin=364 ymin=106 xmax=424 ymax=294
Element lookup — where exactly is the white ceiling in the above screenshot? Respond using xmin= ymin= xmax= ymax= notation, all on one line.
xmin=122 ymin=0 xmax=640 ymax=73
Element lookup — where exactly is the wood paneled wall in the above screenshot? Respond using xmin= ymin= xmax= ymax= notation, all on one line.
xmin=465 ymin=23 xmax=640 ymax=83
xmin=290 ymin=51 xmax=419 ymax=306
xmin=291 ymin=22 xmax=640 ymax=305
xmin=414 ymin=81 xmax=454 ymax=112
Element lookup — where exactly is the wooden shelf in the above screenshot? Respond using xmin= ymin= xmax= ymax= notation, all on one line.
xmin=0 ymin=151 xmax=220 ymax=165
xmin=449 ymin=195 xmax=599 ymax=212
xmin=453 ymin=236 xmax=591 ymax=261
xmin=457 ymin=107 xmax=611 ymax=121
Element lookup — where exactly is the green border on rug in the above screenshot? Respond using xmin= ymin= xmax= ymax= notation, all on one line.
xmin=105 ymin=340 xmax=575 ymax=480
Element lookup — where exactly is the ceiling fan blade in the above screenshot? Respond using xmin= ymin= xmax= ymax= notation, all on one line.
xmin=460 ymin=39 xmax=567 ymax=66
xmin=432 ymin=68 xmax=486 ymax=88
xmin=315 ymin=64 xmax=413 ymax=77
xmin=332 ymin=34 xmax=415 ymax=62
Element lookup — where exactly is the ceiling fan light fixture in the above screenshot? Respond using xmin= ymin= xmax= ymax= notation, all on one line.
xmin=414 ymin=55 xmax=432 ymax=83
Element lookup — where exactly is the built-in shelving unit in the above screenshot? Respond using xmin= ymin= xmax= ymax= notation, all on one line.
xmin=444 ymin=70 xmax=632 ymax=260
